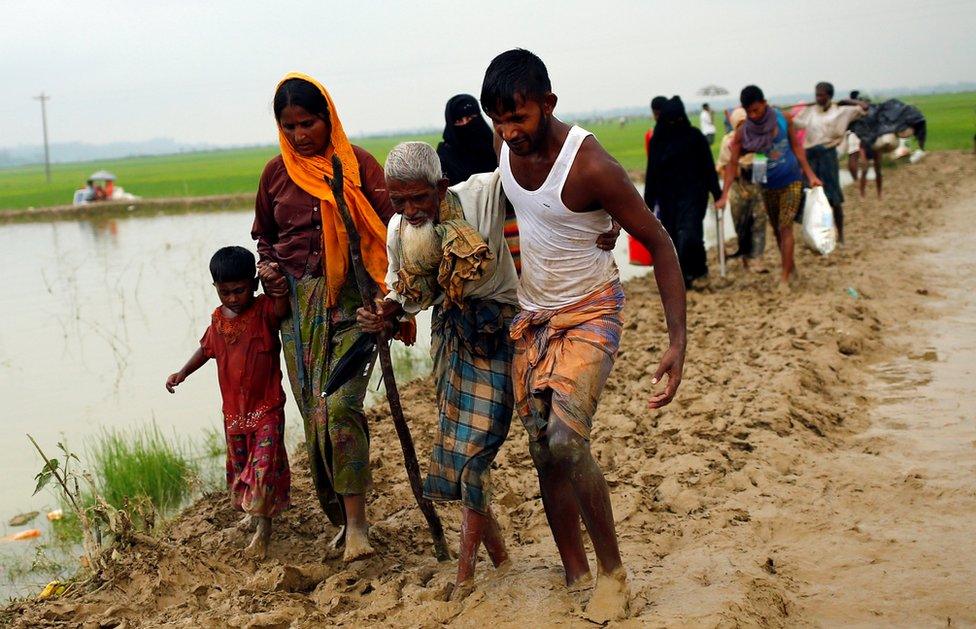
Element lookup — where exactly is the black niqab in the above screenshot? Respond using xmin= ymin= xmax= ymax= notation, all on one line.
xmin=646 ymin=96 xmax=694 ymax=170
xmin=437 ymin=94 xmax=497 ymax=185
xmin=645 ymin=96 xmax=721 ymax=204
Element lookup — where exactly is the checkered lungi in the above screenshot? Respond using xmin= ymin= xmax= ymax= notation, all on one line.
xmin=763 ymin=180 xmax=804 ymax=230
xmin=423 ymin=300 xmax=515 ymax=513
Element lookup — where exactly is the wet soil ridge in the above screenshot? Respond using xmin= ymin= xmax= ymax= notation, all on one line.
xmin=6 ymin=152 xmax=973 ymax=627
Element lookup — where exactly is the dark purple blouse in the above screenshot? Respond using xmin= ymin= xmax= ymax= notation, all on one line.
xmin=251 ymin=146 xmax=395 ymax=279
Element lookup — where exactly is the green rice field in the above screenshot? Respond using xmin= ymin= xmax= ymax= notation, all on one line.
xmin=1 ymin=91 xmax=971 ymax=212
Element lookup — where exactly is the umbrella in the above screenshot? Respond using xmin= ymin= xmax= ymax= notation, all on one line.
xmin=324 ymin=332 xmax=377 ymax=395
xmin=88 ymin=170 xmax=116 ymax=180
xmin=697 ymin=85 xmax=728 ymax=97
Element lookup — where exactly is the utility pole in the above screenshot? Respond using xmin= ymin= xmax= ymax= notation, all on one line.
xmin=34 ymin=92 xmax=51 ymax=183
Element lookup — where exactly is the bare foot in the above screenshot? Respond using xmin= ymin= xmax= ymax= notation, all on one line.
xmin=445 ymin=578 xmax=475 ymax=602
xmin=244 ymin=517 xmax=271 ymax=560
xmin=784 ymin=269 xmax=801 ymax=289
xmin=567 ymin=571 xmax=593 ymax=593
xmin=342 ymin=525 xmax=374 ymax=562
xmin=493 ymin=558 xmax=513 ymax=576
xmin=583 ymin=570 xmax=630 ymax=623
xmin=236 ymin=514 xmax=256 ymax=532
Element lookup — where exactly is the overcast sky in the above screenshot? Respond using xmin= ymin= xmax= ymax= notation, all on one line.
xmin=2 ymin=0 xmax=973 ymax=147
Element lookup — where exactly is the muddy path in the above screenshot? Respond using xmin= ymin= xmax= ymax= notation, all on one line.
xmin=6 ymin=152 xmax=975 ymax=628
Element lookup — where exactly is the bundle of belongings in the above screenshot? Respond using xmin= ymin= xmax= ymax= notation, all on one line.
xmin=849 ymin=99 xmax=925 ymax=153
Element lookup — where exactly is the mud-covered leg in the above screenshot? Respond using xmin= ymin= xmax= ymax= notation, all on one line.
xmin=448 ymin=505 xmax=511 ymax=601
xmin=481 ymin=506 xmax=509 ymax=569
xmin=529 ymin=391 xmax=591 ymax=586
xmin=244 ymin=517 xmax=272 ymax=560
xmin=456 ymin=507 xmax=486 ymax=589
xmin=545 ymin=420 xmax=629 ymax=622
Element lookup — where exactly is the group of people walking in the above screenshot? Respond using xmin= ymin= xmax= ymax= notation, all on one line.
xmin=159 ymin=48 xmax=933 ymax=620
xmin=161 ymin=52 xmax=919 ymax=619
xmin=646 ymin=82 xmax=873 ymax=289
xmin=166 ymin=49 xmax=687 ymax=622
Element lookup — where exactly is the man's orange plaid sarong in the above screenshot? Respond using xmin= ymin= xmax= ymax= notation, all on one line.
xmin=510 ymin=281 xmax=625 ymax=441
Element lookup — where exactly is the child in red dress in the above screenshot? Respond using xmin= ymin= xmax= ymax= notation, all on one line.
xmin=166 ymin=246 xmax=291 ymax=559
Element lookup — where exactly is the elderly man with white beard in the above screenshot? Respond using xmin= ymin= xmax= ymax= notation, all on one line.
xmin=357 ymin=141 xmax=519 ymax=598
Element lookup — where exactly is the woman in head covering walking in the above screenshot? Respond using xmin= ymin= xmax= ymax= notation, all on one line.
xmin=645 ymin=96 xmax=722 ymax=289
xmin=436 ymin=94 xmax=498 ymax=185
xmin=252 ymin=73 xmax=396 ymax=561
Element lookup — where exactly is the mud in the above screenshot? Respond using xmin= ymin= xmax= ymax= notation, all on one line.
xmin=6 ymin=152 xmax=975 ymax=628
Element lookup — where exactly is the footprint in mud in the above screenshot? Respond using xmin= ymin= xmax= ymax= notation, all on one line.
xmin=909 ymin=349 xmax=939 ymax=362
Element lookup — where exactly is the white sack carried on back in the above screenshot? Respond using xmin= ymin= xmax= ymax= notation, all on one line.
xmin=801 ymin=186 xmax=837 ymax=255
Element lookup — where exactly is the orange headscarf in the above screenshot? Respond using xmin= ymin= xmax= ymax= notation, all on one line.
xmin=276 ymin=72 xmax=389 ymax=308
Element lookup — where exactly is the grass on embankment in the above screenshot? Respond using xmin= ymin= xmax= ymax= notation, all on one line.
xmin=0 ymin=426 xmax=211 ymax=597
xmin=89 ymin=425 xmax=199 ymax=512
xmin=50 ymin=424 xmax=204 ymax=542
xmin=1 ymin=91 xmax=971 ymax=211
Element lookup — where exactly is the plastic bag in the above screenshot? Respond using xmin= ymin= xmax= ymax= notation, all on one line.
xmin=801 ymin=187 xmax=837 ymax=255
xmin=751 ymin=153 xmax=768 ymax=184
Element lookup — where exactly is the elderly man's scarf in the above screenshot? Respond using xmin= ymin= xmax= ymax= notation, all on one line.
xmin=276 ymin=72 xmax=389 ymax=309
xmin=740 ymin=106 xmax=778 ymax=154
xmin=394 ymin=190 xmax=493 ymax=311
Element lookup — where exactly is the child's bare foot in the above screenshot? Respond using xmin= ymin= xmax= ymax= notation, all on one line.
xmin=583 ymin=570 xmax=630 ymax=623
xmin=236 ymin=514 xmax=256 ymax=532
xmin=342 ymin=524 xmax=374 ymax=562
xmin=244 ymin=516 xmax=271 ymax=560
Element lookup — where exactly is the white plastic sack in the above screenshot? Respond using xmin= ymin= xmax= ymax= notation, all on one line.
xmin=873 ymin=132 xmax=899 ymax=153
xmin=801 ymin=186 xmax=837 ymax=255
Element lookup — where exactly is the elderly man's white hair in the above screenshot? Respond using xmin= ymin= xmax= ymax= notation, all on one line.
xmin=384 ymin=141 xmax=443 ymax=186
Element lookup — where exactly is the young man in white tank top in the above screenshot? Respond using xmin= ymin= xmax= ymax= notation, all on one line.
xmin=481 ymin=49 xmax=688 ymax=621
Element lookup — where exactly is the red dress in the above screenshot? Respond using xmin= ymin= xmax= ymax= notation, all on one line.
xmin=201 ymin=295 xmax=290 ymax=517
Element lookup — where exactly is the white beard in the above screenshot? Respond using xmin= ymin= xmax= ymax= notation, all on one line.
xmin=400 ymin=218 xmax=442 ymax=274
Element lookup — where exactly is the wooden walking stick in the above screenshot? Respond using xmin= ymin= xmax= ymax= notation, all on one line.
xmin=716 ymin=205 xmax=727 ymax=277
xmin=328 ymin=154 xmax=450 ymax=562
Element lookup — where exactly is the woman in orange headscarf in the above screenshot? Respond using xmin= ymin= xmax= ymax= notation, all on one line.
xmin=252 ymin=73 xmax=395 ymax=561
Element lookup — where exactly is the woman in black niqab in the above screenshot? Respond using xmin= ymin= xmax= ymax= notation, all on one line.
xmin=436 ymin=94 xmax=498 ymax=185
xmin=644 ymin=96 xmax=722 ymax=288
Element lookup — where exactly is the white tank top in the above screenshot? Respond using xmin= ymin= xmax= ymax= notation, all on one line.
xmin=500 ymin=125 xmax=619 ymax=311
